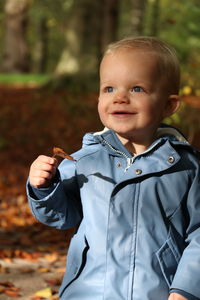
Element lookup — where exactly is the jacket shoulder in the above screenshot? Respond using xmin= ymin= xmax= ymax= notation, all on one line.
xmin=172 ymin=143 xmax=200 ymax=169
xmin=73 ymin=133 xmax=101 ymax=161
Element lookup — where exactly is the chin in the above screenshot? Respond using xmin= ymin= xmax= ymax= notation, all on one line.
xmin=106 ymin=124 xmax=139 ymax=137
xmin=114 ymin=130 xmax=134 ymax=140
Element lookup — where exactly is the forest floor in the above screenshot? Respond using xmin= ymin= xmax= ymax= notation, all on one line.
xmin=0 ymin=84 xmax=200 ymax=299
xmin=0 ymin=84 xmax=100 ymax=299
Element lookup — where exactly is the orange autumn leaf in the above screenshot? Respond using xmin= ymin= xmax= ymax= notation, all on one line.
xmin=4 ymin=288 xmax=21 ymax=297
xmin=52 ymin=147 xmax=76 ymax=161
xmin=44 ymin=253 xmax=58 ymax=262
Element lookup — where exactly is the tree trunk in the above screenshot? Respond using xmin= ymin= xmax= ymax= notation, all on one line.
xmin=55 ymin=0 xmax=119 ymax=76
xmin=150 ymin=0 xmax=160 ymax=36
xmin=34 ymin=17 xmax=49 ymax=73
xmin=55 ymin=0 xmax=99 ymax=75
xmin=100 ymin=0 xmax=119 ymax=52
xmin=131 ymin=0 xmax=147 ymax=35
xmin=1 ymin=0 xmax=31 ymax=73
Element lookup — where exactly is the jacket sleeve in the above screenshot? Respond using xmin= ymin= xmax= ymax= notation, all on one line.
xmin=170 ymin=158 xmax=200 ymax=299
xmin=27 ymin=159 xmax=82 ymax=229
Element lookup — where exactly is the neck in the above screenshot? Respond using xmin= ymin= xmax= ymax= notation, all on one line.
xmin=116 ymin=133 xmax=156 ymax=155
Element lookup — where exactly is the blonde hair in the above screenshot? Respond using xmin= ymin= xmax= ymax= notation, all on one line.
xmin=104 ymin=36 xmax=180 ymax=94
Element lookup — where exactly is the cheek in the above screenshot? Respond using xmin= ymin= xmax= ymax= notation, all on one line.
xmin=140 ymin=102 xmax=155 ymax=114
xmin=98 ymin=99 xmax=106 ymax=117
xmin=97 ymin=100 xmax=102 ymax=116
xmin=98 ymin=100 xmax=109 ymax=126
xmin=139 ymin=102 xmax=162 ymax=123
xmin=147 ymin=104 xmax=166 ymax=121
xmin=97 ymin=101 xmax=104 ymax=122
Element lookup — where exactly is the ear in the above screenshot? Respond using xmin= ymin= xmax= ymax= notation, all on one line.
xmin=163 ymin=94 xmax=180 ymax=118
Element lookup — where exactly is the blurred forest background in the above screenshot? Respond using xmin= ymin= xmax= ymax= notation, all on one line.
xmin=0 ymin=0 xmax=200 ymax=149
xmin=0 ymin=0 xmax=200 ymax=147
xmin=0 ymin=0 xmax=200 ymax=299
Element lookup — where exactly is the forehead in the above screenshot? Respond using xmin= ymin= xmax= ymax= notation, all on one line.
xmin=100 ymin=49 xmax=160 ymax=79
xmin=101 ymin=48 xmax=159 ymax=67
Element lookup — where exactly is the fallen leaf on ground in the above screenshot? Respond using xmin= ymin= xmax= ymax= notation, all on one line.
xmin=0 ymin=282 xmax=21 ymax=297
xmin=36 ymin=267 xmax=50 ymax=273
xmin=4 ymin=288 xmax=21 ymax=297
xmin=45 ymin=278 xmax=62 ymax=286
xmin=0 ymin=281 xmax=14 ymax=288
xmin=34 ymin=287 xmax=52 ymax=298
xmin=20 ymin=267 xmax=35 ymax=273
xmin=44 ymin=253 xmax=58 ymax=262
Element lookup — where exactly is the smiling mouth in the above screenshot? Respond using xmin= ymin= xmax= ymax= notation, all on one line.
xmin=112 ymin=111 xmax=135 ymax=115
xmin=110 ymin=112 xmax=136 ymax=119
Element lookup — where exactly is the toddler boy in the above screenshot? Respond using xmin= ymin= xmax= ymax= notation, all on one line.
xmin=27 ymin=37 xmax=200 ymax=300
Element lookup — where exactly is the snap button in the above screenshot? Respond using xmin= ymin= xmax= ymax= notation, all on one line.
xmin=135 ymin=169 xmax=142 ymax=175
xmin=168 ymin=156 xmax=175 ymax=164
xmin=116 ymin=162 xmax=122 ymax=168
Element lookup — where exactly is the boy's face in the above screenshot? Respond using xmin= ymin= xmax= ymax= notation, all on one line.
xmin=98 ymin=49 xmax=179 ymax=148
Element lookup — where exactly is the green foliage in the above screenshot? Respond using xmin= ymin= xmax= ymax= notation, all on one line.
xmin=117 ymin=0 xmax=200 ymax=99
xmin=0 ymin=73 xmax=50 ymax=84
xmin=1 ymin=0 xmax=200 ymax=91
xmin=156 ymin=0 xmax=200 ymax=90
xmin=43 ymin=73 xmax=99 ymax=94
xmin=28 ymin=0 xmax=68 ymax=72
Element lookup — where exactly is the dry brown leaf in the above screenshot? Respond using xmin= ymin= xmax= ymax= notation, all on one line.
xmin=0 ymin=282 xmax=14 ymax=288
xmin=36 ymin=267 xmax=50 ymax=273
xmin=52 ymin=147 xmax=76 ymax=161
xmin=0 ymin=286 xmax=5 ymax=293
xmin=0 ymin=264 xmax=7 ymax=273
xmin=50 ymin=296 xmax=59 ymax=300
xmin=4 ymin=288 xmax=21 ymax=297
xmin=45 ymin=278 xmax=62 ymax=286
xmin=20 ymin=267 xmax=34 ymax=273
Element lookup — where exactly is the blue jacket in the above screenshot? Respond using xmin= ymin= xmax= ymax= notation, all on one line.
xmin=27 ymin=126 xmax=200 ymax=300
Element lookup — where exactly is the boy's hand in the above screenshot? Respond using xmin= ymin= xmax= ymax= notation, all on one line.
xmin=29 ymin=155 xmax=58 ymax=188
xmin=168 ymin=293 xmax=187 ymax=300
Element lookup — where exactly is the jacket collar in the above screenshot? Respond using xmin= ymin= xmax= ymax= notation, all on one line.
xmin=94 ymin=125 xmax=189 ymax=143
xmin=81 ymin=124 xmax=200 ymax=172
xmin=93 ymin=125 xmax=189 ymax=153
xmin=82 ymin=124 xmax=199 ymax=161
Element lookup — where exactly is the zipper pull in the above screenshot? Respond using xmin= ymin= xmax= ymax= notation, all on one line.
xmin=124 ymin=157 xmax=135 ymax=172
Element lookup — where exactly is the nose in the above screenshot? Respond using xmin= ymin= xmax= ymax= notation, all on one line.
xmin=113 ymin=91 xmax=130 ymax=104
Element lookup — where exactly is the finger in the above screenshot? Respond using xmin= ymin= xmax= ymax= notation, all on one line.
xmin=32 ymin=169 xmax=54 ymax=180
xmin=29 ymin=169 xmax=55 ymax=188
xmin=30 ymin=176 xmax=50 ymax=188
xmin=32 ymin=161 xmax=57 ymax=173
xmin=29 ymin=165 xmax=56 ymax=185
xmin=37 ymin=155 xmax=57 ymax=166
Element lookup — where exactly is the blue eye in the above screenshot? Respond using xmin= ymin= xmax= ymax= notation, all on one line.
xmin=106 ymin=87 xmax=114 ymax=93
xmin=131 ymin=86 xmax=144 ymax=92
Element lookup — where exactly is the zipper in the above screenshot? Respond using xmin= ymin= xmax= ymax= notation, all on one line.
xmin=102 ymin=139 xmax=135 ymax=172
xmin=102 ymin=138 xmax=162 ymax=172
